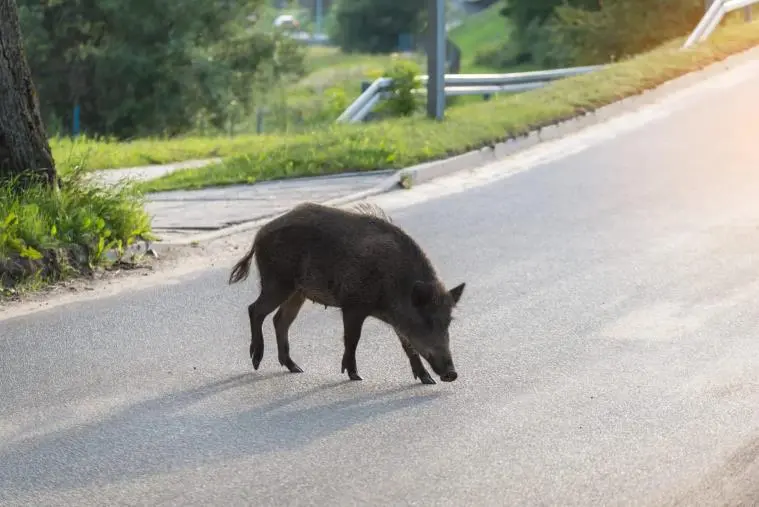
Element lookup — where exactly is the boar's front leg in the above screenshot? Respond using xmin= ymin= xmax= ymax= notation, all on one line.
xmin=341 ymin=307 xmax=368 ymax=381
xmin=273 ymin=291 xmax=306 ymax=373
xmin=395 ymin=331 xmax=435 ymax=385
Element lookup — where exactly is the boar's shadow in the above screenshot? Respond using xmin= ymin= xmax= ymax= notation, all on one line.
xmin=0 ymin=371 xmax=448 ymax=498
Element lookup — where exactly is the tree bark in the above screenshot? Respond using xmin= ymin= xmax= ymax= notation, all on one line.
xmin=0 ymin=0 xmax=56 ymax=186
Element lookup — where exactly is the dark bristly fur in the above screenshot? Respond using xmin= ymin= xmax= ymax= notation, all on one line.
xmin=350 ymin=201 xmax=393 ymax=223
xmin=228 ymin=201 xmax=466 ymax=385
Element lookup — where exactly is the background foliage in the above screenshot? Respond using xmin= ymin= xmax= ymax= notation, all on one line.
xmin=498 ymin=0 xmax=705 ymax=67
xmin=17 ymin=0 xmax=306 ymax=139
xmin=327 ymin=0 xmax=426 ymax=54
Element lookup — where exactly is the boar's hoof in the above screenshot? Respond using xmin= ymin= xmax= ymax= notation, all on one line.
xmin=250 ymin=342 xmax=264 ymax=370
xmin=281 ymin=358 xmax=304 ymax=373
xmin=251 ymin=351 xmax=264 ymax=370
xmin=418 ymin=373 xmax=436 ymax=385
xmin=341 ymin=358 xmax=361 ymax=380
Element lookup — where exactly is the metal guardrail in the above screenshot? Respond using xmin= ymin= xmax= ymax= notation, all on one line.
xmin=338 ymin=1 xmax=757 ymax=124
xmin=336 ymin=65 xmax=604 ymax=123
xmin=336 ymin=78 xmax=393 ymax=123
xmin=683 ymin=0 xmax=757 ymax=49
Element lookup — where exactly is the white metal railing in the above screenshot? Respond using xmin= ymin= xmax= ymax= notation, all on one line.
xmin=683 ymin=0 xmax=757 ymax=49
xmin=336 ymin=66 xmax=604 ymax=123
xmin=337 ymin=2 xmax=756 ymax=124
xmin=336 ymin=78 xmax=393 ymax=123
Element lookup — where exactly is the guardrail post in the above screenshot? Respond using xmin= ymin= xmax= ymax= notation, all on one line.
xmin=745 ymin=5 xmax=753 ymax=20
xmin=426 ymin=0 xmax=446 ymax=120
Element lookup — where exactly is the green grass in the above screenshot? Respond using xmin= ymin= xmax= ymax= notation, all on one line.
xmin=449 ymin=1 xmax=514 ymax=73
xmin=302 ymin=46 xmax=421 ymax=76
xmin=0 ymin=167 xmax=153 ymax=292
xmin=51 ymin=133 xmax=292 ymax=173
xmin=251 ymin=47 xmax=426 ymax=133
xmin=139 ymin=21 xmax=759 ymax=193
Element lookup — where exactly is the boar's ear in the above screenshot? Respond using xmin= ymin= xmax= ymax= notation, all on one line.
xmin=411 ymin=281 xmax=435 ymax=308
xmin=448 ymin=283 xmax=466 ymax=306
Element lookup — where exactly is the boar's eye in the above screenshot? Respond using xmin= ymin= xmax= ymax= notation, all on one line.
xmin=426 ymin=313 xmax=450 ymax=330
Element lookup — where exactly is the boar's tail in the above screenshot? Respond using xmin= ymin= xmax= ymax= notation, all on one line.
xmin=229 ymin=242 xmax=256 ymax=285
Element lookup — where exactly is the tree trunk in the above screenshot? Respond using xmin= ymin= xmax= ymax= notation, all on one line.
xmin=0 ymin=0 xmax=56 ymax=186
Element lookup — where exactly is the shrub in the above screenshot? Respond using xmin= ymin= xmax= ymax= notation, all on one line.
xmin=474 ymin=41 xmax=521 ymax=70
xmin=0 ymin=166 xmax=153 ymax=289
xmin=328 ymin=0 xmax=425 ymax=54
xmin=541 ymin=0 xmax=704 ymax=66
xmin=381 ymin=59 xmax=424 ymax=118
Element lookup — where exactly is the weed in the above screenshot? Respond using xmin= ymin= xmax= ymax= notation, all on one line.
xmin=0 ymin=165 xmax=153 ymax=290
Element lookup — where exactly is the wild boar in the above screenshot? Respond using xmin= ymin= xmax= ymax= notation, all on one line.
xmin=228 ymin=201 xmax=466 ymax=384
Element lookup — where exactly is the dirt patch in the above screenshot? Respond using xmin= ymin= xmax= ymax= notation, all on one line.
xmin=0 ymin=246 xmax=90 ymax=290
xmin=0 ymin=232 xmax=252 ymax=320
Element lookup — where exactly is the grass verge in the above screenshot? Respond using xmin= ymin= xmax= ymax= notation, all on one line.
xmin=0 ymin=167 xmax=154 ymax=295
xmin=139 ymin=21 xmax=759 ymax=192
xmin=50 ymin=134 xmax=293 ymax=174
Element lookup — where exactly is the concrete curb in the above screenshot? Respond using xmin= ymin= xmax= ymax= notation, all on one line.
xmin=133 ymin=42 xmax=759 ymax=252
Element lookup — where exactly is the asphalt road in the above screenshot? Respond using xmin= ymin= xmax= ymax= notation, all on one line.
xmin=5 ymin=60 xmax=759 ymax=506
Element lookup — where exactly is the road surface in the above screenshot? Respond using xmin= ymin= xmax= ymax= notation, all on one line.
xmin=5 ymin=56 xmax=759 ymax=506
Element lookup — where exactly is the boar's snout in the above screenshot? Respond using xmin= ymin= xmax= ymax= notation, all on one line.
xmin=425 ymin=352 xmax=457 ymax=382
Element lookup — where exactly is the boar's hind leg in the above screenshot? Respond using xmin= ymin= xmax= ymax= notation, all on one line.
xmin=395 ymin=332 xmax=435 ymax=385
xmin=248 ymin=283 xmax=291 ymax=370
xmin=341 ymin=307 xmax=369 ymax=381
xmin=273 ymin=291 xmax=306 ymax=373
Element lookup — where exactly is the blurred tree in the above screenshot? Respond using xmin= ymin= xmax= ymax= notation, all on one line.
xmin=328 ymin=0 xmax=426 ymax=53
xmin=499 ymin=0 xmax=702 ymax=67
xmin=499 ymin=0 xmax=600 ymax=64
xmin=17 ymin=0 xmax=306 ymax=139
xmin=540 ymin=0 xmax=703 ymax=66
